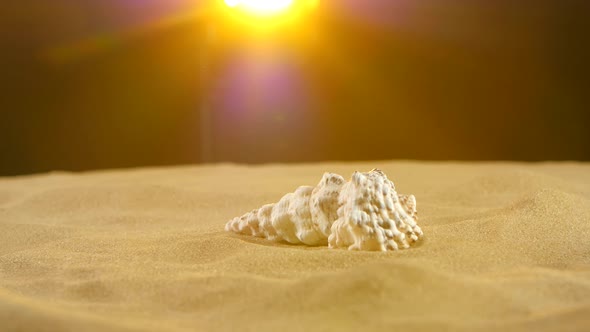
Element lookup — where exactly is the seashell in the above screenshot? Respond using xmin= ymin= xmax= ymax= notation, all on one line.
xmin=225 ymin=169 xmax=423 ymax=251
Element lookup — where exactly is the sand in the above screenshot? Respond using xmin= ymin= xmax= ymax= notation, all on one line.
xmin=1 ymin=161 xmax=589 ymax=332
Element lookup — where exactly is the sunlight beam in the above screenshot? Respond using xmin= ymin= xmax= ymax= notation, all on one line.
xmin=224 ymin=0 xmax=294 ymax=16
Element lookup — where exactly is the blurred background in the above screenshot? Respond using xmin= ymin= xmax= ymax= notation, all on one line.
xmin=1 ymin=0 xmax=588 ymax=176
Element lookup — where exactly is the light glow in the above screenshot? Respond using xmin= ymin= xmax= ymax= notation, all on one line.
xmin=225 ymin=0 xmax=241 ymax=7
xmin=224 ymin=0 xmax=294 ymax=15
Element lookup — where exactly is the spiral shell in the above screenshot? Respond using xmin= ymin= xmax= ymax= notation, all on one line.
xmin=225 ymin=169 xmax=423 ymax=251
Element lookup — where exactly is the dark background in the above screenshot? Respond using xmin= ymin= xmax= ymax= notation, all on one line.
xmin=2 ymin=0 xmax=589 ymax=176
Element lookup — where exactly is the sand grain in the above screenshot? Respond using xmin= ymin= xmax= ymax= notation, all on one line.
xmin=1 ymin=162 xmax=589 ymax=331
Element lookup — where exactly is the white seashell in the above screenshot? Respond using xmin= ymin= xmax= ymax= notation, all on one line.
xmin=225 ymin=169 xmax=423 ymax=251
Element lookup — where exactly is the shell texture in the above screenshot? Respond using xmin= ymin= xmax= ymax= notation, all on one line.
xmin=225 ymin=169 xmax=423 ymax=251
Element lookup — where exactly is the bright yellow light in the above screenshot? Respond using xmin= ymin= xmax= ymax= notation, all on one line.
xmin=306 ymin=0 xmax=319 ymax=9
xmin=224 ymin=0 xmax=294 ymax=15
xmin=225 ymin=0 xmax=241 ymax=7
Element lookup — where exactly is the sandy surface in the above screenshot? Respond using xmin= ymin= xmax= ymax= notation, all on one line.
xmin=1 ymin=161 xmax=589 ymax=332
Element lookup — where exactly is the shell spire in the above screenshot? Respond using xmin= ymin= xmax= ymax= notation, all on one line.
xmin=225 ymin=172 xmax=345 ymax=246
xmin=225 ymin=169 xmax=423 ymax=251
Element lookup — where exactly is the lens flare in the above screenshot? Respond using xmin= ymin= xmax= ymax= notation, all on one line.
xmin=225 ymin=0 xmax=241 ymax=7
xmin=224 ymin=0 xmax=294 ymax=15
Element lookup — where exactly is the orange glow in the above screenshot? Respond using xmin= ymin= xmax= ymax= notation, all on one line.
xmin=220 ymin=0 xmax=317 ymax=28
xmin=224 ymin=0 xmax=294 ymax=15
